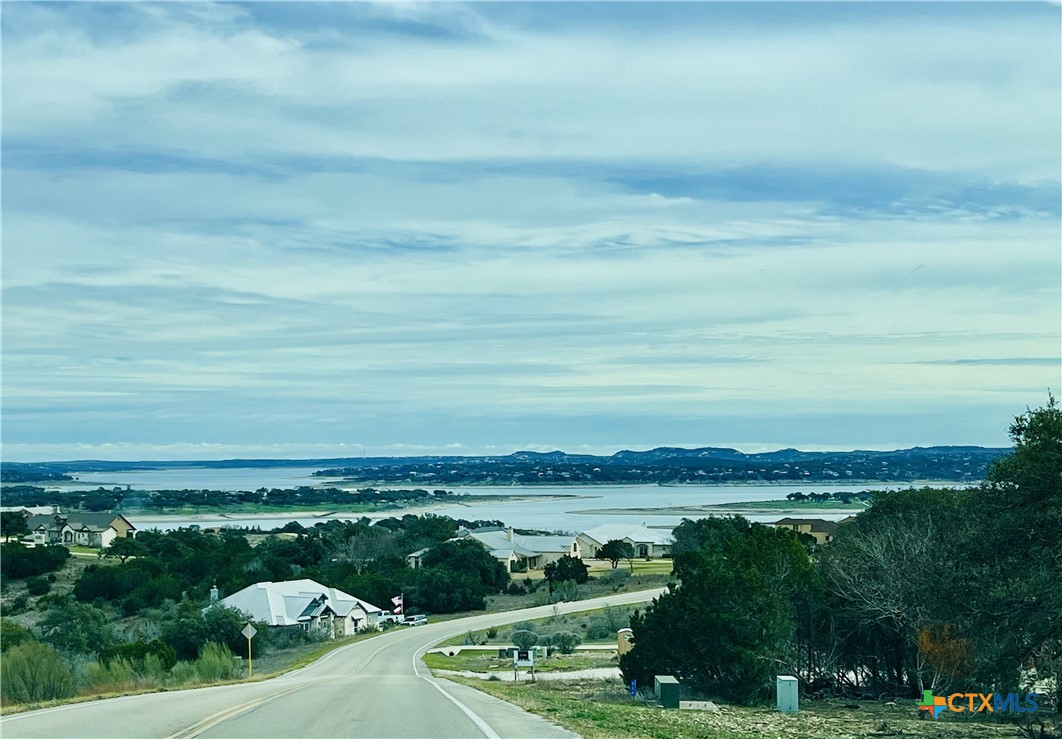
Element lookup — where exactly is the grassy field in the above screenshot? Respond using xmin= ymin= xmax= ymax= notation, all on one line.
xmin=424 ymin=650 xmax=616 ymax=673
xmin=450 ymin=678 xmax=1035 ymax=739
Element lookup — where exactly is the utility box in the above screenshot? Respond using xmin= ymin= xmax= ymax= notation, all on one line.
xmin=654 ymin=675 xmax=680 ymax=709
xmin=776 ymin=675 xmax=799 ymax=713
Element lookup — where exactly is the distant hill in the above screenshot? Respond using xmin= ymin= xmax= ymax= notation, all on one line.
xmin=1 ymin=445 xmax=1009 ymax=485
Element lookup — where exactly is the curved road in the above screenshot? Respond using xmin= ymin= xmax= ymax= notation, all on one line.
xmin=2 ymin=589 xmax=664 ymax=739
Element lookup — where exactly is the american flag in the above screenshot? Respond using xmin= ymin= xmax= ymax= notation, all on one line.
xmin=391 ymin=594 xmax=403 ymax=614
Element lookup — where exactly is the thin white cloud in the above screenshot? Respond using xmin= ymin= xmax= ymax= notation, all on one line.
xmin=2 ymin=3 xmax=1058 ymax=460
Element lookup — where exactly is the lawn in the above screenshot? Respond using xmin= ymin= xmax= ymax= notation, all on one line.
xmin=449 ymin=678 xmax=1034 ymax=739
xmin=424 ymin=650 xmax=615 ymax=673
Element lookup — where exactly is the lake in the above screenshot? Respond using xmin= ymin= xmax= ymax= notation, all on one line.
xmin=57 ymin=465 xmax=955 ymax=533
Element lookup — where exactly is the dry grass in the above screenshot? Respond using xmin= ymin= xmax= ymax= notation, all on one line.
xmin=449 ymin=678 xmax=1041 ymax=739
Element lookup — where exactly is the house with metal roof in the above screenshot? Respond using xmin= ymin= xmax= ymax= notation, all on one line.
xmin=215 ymin=579 xmax=382 ymax=637
xmin=450 ymin=527 xmax=581 ymax=572
xmin=577 ymin=523 xmax=674 ymax=559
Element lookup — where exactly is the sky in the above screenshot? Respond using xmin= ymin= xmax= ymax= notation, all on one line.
xmin=2 ymin=2 xmax=1060 ymax=462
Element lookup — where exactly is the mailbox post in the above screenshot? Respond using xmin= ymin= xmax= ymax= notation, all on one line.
xmin=513 ymin=648 xmax=535 ymax=682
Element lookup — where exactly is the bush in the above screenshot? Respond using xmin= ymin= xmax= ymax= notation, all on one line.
xmin=0 ymin=619 xmax=36 ymax=652
xmin=551 ymin=631 xmax=582 ymax=654
xmin=194 ymin=642 xmax=238 ymax=682
xmin=605 ymin=568 xmax=631 ymax=591
xmin=84 ymin=656 xmax=138 ymax=694
xmin=511 ymin=630 xmax=538 ymax=650
xmin=0 ymin=642 xmax=75 ymax=703
xmin=99 ymin=639 xmax=177 ymax=671
xmin=5 ymin=595 xmax=29 ymax=615
xmin=0 ymin=544 xmax=70 ymax=579
xmin=26 ymin=576 xmax=51 ymax=596
xmin=553 ymin=580 xmax=580 ymax=603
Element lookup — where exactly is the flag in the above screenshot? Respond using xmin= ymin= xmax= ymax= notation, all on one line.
xmin=391 ymin=594 xmax=403 ymax=614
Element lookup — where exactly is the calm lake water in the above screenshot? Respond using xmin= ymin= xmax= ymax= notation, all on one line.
xmin=58 ymin=466 xmax=956 ymax=534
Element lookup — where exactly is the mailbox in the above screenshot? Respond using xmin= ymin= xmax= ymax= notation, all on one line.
xmin=514 ymin=649 xmax=534 ymax=668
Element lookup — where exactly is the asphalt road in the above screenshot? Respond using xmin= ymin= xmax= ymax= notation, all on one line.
xmin=1 ymin=588 xmax=665 ymax=739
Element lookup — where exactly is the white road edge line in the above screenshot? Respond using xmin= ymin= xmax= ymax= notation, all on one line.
xmin=413 ymin=646 xmax=501 ymax=739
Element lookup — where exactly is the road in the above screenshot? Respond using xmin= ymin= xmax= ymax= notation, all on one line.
xmin=1 ymin=588 xmax=664 ymax=739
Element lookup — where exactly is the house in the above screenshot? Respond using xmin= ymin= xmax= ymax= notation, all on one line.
xmin=215 ymin=579 xmax=382 ymax=637
xmin=406 ymin=547 xmax=431 ymax=570
xmin=577 ymin=524 xmax=673 ymax=559
xmin=446 ymin=527 xmax=581 ymax=572
xmin=772 ymin=518 xmax=839 ymax=545
xmin=23 ymin=509 xmax=136 ymax=549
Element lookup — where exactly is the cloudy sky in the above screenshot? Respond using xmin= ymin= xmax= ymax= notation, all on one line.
xmin=2 ymin=2 xmax=1059 ymax=462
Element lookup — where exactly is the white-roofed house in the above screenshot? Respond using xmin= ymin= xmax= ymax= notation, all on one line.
xmin=450 ymin=527 xmax=581 ymax=572
xmin=577 ymin=524 xmax=674 ymax=559
xmin=214 ymin=579 xmax=382 ymax=637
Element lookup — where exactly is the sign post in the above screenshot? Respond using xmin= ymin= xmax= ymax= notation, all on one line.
xmin=242 ymin=623 xmax=258 ymax=678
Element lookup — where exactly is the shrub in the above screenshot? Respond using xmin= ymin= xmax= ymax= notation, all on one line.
xmin=99 ymin=639 xmax=177 ymax=671
xmin=605 ymin=568 xmax=631 ymax=591
xmin=553 ymin=580 xmax=579 ymax=603
xmin=194 ymin=642 xmax=237 ymax=682
xmin=552 ymin=631 xmax=582 ymax=654
xmin=84 ymin=656 xmax=137 ymax=694
xmin=169 ymin=660 xmax=199 ymax=685
xmin=511 ymin=630 xmax=538 ymax=650
xmin=0 ymin=618 xmax=36 ymax=652
xmin=0 ymin=642 xmax=75 ymax=704
xmin=0 ymin=544 xmax=70 ymax=579
xmin=26 ymin=577 xmax=51 ymax=596
xmin=5 ymin=595 xmax=29 ymax=615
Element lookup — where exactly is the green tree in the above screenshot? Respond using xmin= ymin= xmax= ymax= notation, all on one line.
xmin=620 ymin=517 xmax=812 ymax=703
xmin=598 ymin=539 xmax=634 ymax=569
xmin=0 ymin=511 xmax=30 ymax=538
xmin=38 ymin=602 xmax=115 ymax=655
xmin=543 ymin=555 xmax=588 ymax=590
xmin=104 ymin=536 xmax=147 ymax=563
xmin=0 ymin=543 xmax=70 ymax=578
xmin=421 ymin=539 xmax=509 ymax=592
xmin=964 ymin=396 xmax=1062 ymax=702
xmin=0 ymin=619 xmax=36 ymax=653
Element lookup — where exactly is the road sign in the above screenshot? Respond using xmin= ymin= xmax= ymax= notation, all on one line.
xmin=242 ymin=624 xmax=257 ymax=640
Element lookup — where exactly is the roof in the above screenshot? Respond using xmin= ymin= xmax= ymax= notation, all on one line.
xmin=580 ymin=524 xmax=674 ymax=547
xmin=458 ymin=527 xmax=575 ymax=557
xmin=216 ymin=579 xmax=381 ymax=626
xmin=23 ymin=511 xmax=135 ymax=534
xmin=773 ymin=518 xmax=839 ymax=536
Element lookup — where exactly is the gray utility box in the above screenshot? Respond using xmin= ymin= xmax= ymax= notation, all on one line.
xmin=776 ymin=675 xmax=799 ymax=713
xmin=654 ymin=675 xmax=680 ymax=709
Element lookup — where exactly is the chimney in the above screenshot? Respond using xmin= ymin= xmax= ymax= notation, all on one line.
xmin=507 ymin=527 xmax=514 ymax=542
xmin=209 ymin=584 xmax=219 ymax=603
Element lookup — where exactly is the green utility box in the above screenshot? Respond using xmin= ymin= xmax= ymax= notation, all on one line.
xmin=654 ymin=675 xmax=680 ymax=709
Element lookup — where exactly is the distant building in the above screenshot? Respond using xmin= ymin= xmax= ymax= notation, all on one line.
xmin=22 ymin=509 xmax=136 ymax=549
xmin=415 ymin=527 xmax=580 ymax=572
xmin=215 ymin=579 xmax=382 ymax=637
xmin=577 ymin=524 xmax=673 ymax=559
xmin=772 ymin=517 xmax=840 ymax=544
